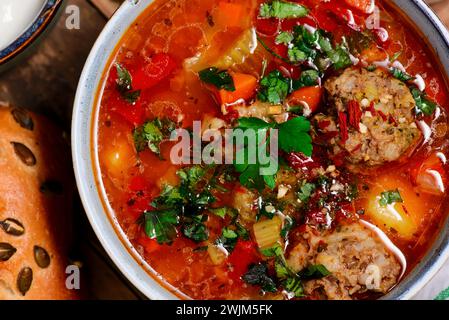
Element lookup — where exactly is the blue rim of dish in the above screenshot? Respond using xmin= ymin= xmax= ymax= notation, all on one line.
xmin=0 ymin=0 xmax=63 ymax=64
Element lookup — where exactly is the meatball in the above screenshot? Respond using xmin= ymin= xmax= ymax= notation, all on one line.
xmin=321 ymin=68 xmax=421 ymax=167
xmin=286 ymin=222 xmax=402 ymax=299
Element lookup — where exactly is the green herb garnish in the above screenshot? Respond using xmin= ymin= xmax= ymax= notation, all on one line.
xmin=199 ymin=67 xmax=235 ymax=91
xmin=379 ymin=189 xmax=403 ymax=207
xmin=259 ymin=1 xmax=308 ymax=19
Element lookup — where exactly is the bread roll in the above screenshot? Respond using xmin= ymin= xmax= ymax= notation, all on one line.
xmin=0 ymin=106 xmax=79 ymax=300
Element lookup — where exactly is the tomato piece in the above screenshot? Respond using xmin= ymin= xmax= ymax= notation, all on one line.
xmin=219 ymin=73 xmax=258 ymax=105
xmin=255 ymin=18 xmax=280 ymax=37
xmin=129 ymin=175 xmax=148 ymax=192
xmin=132 ymin=53 xmax=177 ymax=90
xmin=136 ymin=237 xmax=161 ymax=254
xmin=228 ymin=240 xmax=258 ymax=282
xmin=289 ymin=86 xmax=323 ymax=113
xmin=344 ymin=0 xmax=374 ymax=14
xmin=109 ymin=93 xmax=145 ymax=126
xmin=411 ymin=153 xmax=447 ymax=195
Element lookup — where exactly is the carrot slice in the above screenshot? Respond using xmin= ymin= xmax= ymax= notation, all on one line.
xmin=289 ymin=86 xmax=323 ymax=113
xmin=215 ymin=2 xmax=244 ymax=28
xmin=219 ymin=73 xmax=258 ymax=105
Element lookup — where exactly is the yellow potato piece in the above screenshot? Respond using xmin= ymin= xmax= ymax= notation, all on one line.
xmin=364 ymin=172 xmax=428 ymax=240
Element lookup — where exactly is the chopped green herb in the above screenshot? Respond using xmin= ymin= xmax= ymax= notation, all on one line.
xmin=280 ymin=216 xmax=294 ymax=238
xmin=235 ymin=222 xmax=250 ymax=240
xmin=297 ymin=182 xmax=316 ymax=202
xmin=199 ymin=67 xmax=235 ymax=91
xmin=259 ymin=1 xmax=308 ymax=19
xmin=411 ymin=87 xmax=438 ymax=116
xmin=288 ymin=47 xmax=308 ymax=63
xmin=293 ymin=69 xmax=320 ymax=89
xmin=366 ymin=65 xmax=377 ymax=72
xmin=233 ymin=116 xmax=312 ymax=190
xmin=242 ymin=263 xmax=278 ymax=293
xmin=275 ymin=31 xmax=294 ymax=45
xmin=379 ymin=189 xmax=403 ymax=207
xmin=144 ymin=209 xmax=179 ymax=244
xmin=115 ymin=63 xmax=140 ymax=103
xmin=182 ymin=215 xmax=209 ymax=242
xmin=258 ymin=70 xmax=291 ymax=104
xmin=115 ymin=63 xmax=132 ymax=92
xmin=216 ymin=227 xmax=239 ymax=252
xmin=391 ymin=68 xmax=414 ymax=82
xmin=277 ymin=117 xmax=312 ymax=155
xmin=299 ymin=264 xmax=331 ymax=279
xmin=133 ymin=118 xmax=176 ymax=155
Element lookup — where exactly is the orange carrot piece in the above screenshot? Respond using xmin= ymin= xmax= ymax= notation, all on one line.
xmin=215 ymin=2 xmax=244 ymax=28
xmin=289 ymin=86 xmax=324 ymax=113
xmin=219 ymin=73 xmax=258 ymax=105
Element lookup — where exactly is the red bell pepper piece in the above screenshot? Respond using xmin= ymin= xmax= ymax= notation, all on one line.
xmin=228 ymin=240 xmax=258 ymax=283
xmin=132 ymin=53 xmax=177 ymax=90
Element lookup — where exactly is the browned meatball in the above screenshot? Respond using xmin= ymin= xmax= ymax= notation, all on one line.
xmin=319 ymin=68 xmax=421 ymax=167
xmin=286 ymin=222 xmax=402 ymax=299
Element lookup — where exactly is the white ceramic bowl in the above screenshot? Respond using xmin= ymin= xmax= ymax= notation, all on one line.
xmin=72 ymin=0 xmax=449 ymax=300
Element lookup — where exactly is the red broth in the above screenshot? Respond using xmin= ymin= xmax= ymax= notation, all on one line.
xmin=96 ymin=0 xmax=449 ymax=299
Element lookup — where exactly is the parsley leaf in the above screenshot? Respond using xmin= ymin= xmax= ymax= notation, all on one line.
xmin=299 ymin=264 xmax=331 ymax=279
xmin=275 ymin=31 xmax=294 ymax=45
xmin=277 ymin=117 xmax=312 ymax=155
xmin=216 ymin=227 xmax=239 ymax=252
xmin=379 ymin=189 xmax=403 ymax=207
xmin=293 ymin=69 xmax=320 ymax=90
xmin=297 ymin=182 xmax=315 ymax=202
xmin=115 ymin=63 xmax=141 ymax=103
xmin=199 ymin=67 xmax=235 ymax=91
xmin=411 ymin=87 xmax=438 ymax=116
xmin=182 ymin=215 xmax=209 ymax=242
xmin=115 ymin=63 xmax=132 ymax=92
xmin=242 ymin=263 xmax=278 ymax=293
xmin=258 ymin=70 xmax=291 ymax=104
xmin=144 ymin=209 xmax=179 ymax=244
xmin=259 ymin=1 xmax=309 ymax=19
xmin=133 ymin=118 xmax=176 ymax=156
xmin=390 ymin=68 xmax=414 ymax=82
xmin=233 ymin=117 xmax=312 ymax=190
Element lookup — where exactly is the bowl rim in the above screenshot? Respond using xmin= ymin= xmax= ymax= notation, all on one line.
xmin=72 ymin=0 xmax=449 ymax=300
xmin=0 ymin=0 xmax=64 ymax=65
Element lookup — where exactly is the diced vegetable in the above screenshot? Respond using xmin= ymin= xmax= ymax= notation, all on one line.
xmin=215 ymin=2 xmax=244 ymax=28
xmin=253 ymin=216 xmax=282 ymax=249
xmin=219 ymin=73 xmax=258 ymax=104
xmin=289 ymin=86 xmax=323 ymax=114
xmin=365 ymin=173 xmax=428 ymax=239
xmin=207 ymin=244 xmax=227 ymax=265
xmin=132 ymin=53 xmax=177 ymax=90
xmin=228 ymin=240 xmax=258 ymax=281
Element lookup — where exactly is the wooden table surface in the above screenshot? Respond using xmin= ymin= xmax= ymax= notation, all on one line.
xmin=0 ymin=0 xmax=448 ymax=300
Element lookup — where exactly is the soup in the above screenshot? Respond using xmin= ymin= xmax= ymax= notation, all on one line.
xmin=96 ymin=0 xmax=449 ymax=300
